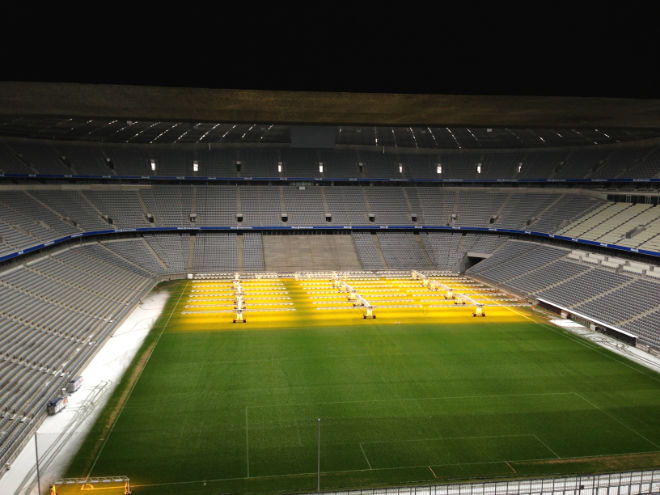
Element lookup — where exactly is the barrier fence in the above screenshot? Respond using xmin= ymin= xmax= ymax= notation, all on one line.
xmin=1 ymin=225 xmax=659 ymax=264
xmin=308 ymin=470 xmax=660 ymax=495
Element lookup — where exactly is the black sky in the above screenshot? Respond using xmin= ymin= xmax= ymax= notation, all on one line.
xmin=3 ymin=4 xmax=659 ymax=98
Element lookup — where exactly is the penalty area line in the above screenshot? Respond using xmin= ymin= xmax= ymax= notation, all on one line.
xmin=572 ymin=392 xmax=660 ymax=450
xmin=532 ymin=434 xmax=561 ymax=459
xmin=359 ymin=442 xmax=373 ymax=470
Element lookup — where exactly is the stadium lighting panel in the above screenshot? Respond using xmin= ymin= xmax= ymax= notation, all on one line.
xmin=436 ymin=164 xmax=443 ymax=174
xmin=398 ymin=163 xmax=403 ymax=173
xmin=318 ymin=162 xmax=324 ymax=173
xmin=193 ymin=160 xmax=199 ymax=172
xmin=150 ymin=159 xmax=156 ymax=171
xmin=277 ymin=161 xmax=283 ymax=173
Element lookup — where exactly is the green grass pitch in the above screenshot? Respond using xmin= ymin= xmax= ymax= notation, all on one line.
xmin=65 ymin=281 xmax=660 ymax=495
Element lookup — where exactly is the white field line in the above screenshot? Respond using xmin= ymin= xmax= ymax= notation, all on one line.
xmin=359 ymin=442 xmax=373 ymax=470
xmin=532 ymin=434 xmax=561 ymax=459
xmin=361 ymin=433 xmax=541 ymax=445
xmin=572 ymin=392 xmax=660 ymax=449
xmin=247 ymin=391 xmax=576 ymax=409
xmin=245 ymin=406 xmax=250 ymax=478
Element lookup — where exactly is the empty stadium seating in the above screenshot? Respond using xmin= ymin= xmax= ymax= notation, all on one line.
xmin=560 ymin=202 xmax=660 ymax=249
xmin=466 ymin=241 xmax=660 ymax=348
xmin=0 ymin=243 xmax=154 ymax=470
xmin=2 ymin=138 xmax=660 ymax=179
xmin=0 ymin=185 xmax=624 ymax=257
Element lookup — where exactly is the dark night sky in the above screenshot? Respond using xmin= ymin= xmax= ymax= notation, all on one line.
xmin=3 ymin=4 xmax=658 ymax=98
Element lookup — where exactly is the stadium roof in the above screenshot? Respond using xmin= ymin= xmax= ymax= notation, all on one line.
xmin=3 ymin=7 xmax=660 ymax=137
xmin=2 ymin=115 xmax=659 ymax=149
xmin=2 ymin=82 xmax=660 ymax=133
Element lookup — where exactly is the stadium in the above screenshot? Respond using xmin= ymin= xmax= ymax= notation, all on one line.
xmin=0 ymin=80 xmax=659 ymax=495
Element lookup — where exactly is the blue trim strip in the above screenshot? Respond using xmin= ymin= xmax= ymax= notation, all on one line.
xmin=1 ymin=173 xmax=659 ymax=183
xmin=1 ymin=225 xmax=658 ymax=263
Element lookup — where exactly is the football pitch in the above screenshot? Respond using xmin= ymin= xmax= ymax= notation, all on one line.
xmin=64 ymin=278 xmax=660 ymax=495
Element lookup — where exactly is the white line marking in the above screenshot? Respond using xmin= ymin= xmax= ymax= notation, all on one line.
xmin=532 ymin=434 xmax=561 ymax=459
xmin=245 ymin=406 xmax=250 ymax=478
xmin=359 ymin=442 xmax=372 ymax=470
xmin=362 ymin=433 xmax=539 ymax=446
xmin=295 ymin=416 xmax=302 ymax=446
xmin=247 ymin=391 xmax=575 ymax=409
xmin=572 ymin=392 xmax=660 ymax=449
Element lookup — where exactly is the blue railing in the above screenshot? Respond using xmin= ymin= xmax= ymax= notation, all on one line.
xmin=0 ymin=173 xmax=658 ymax=184
xmin=1 ymin=225 xmax=658 ymax=264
